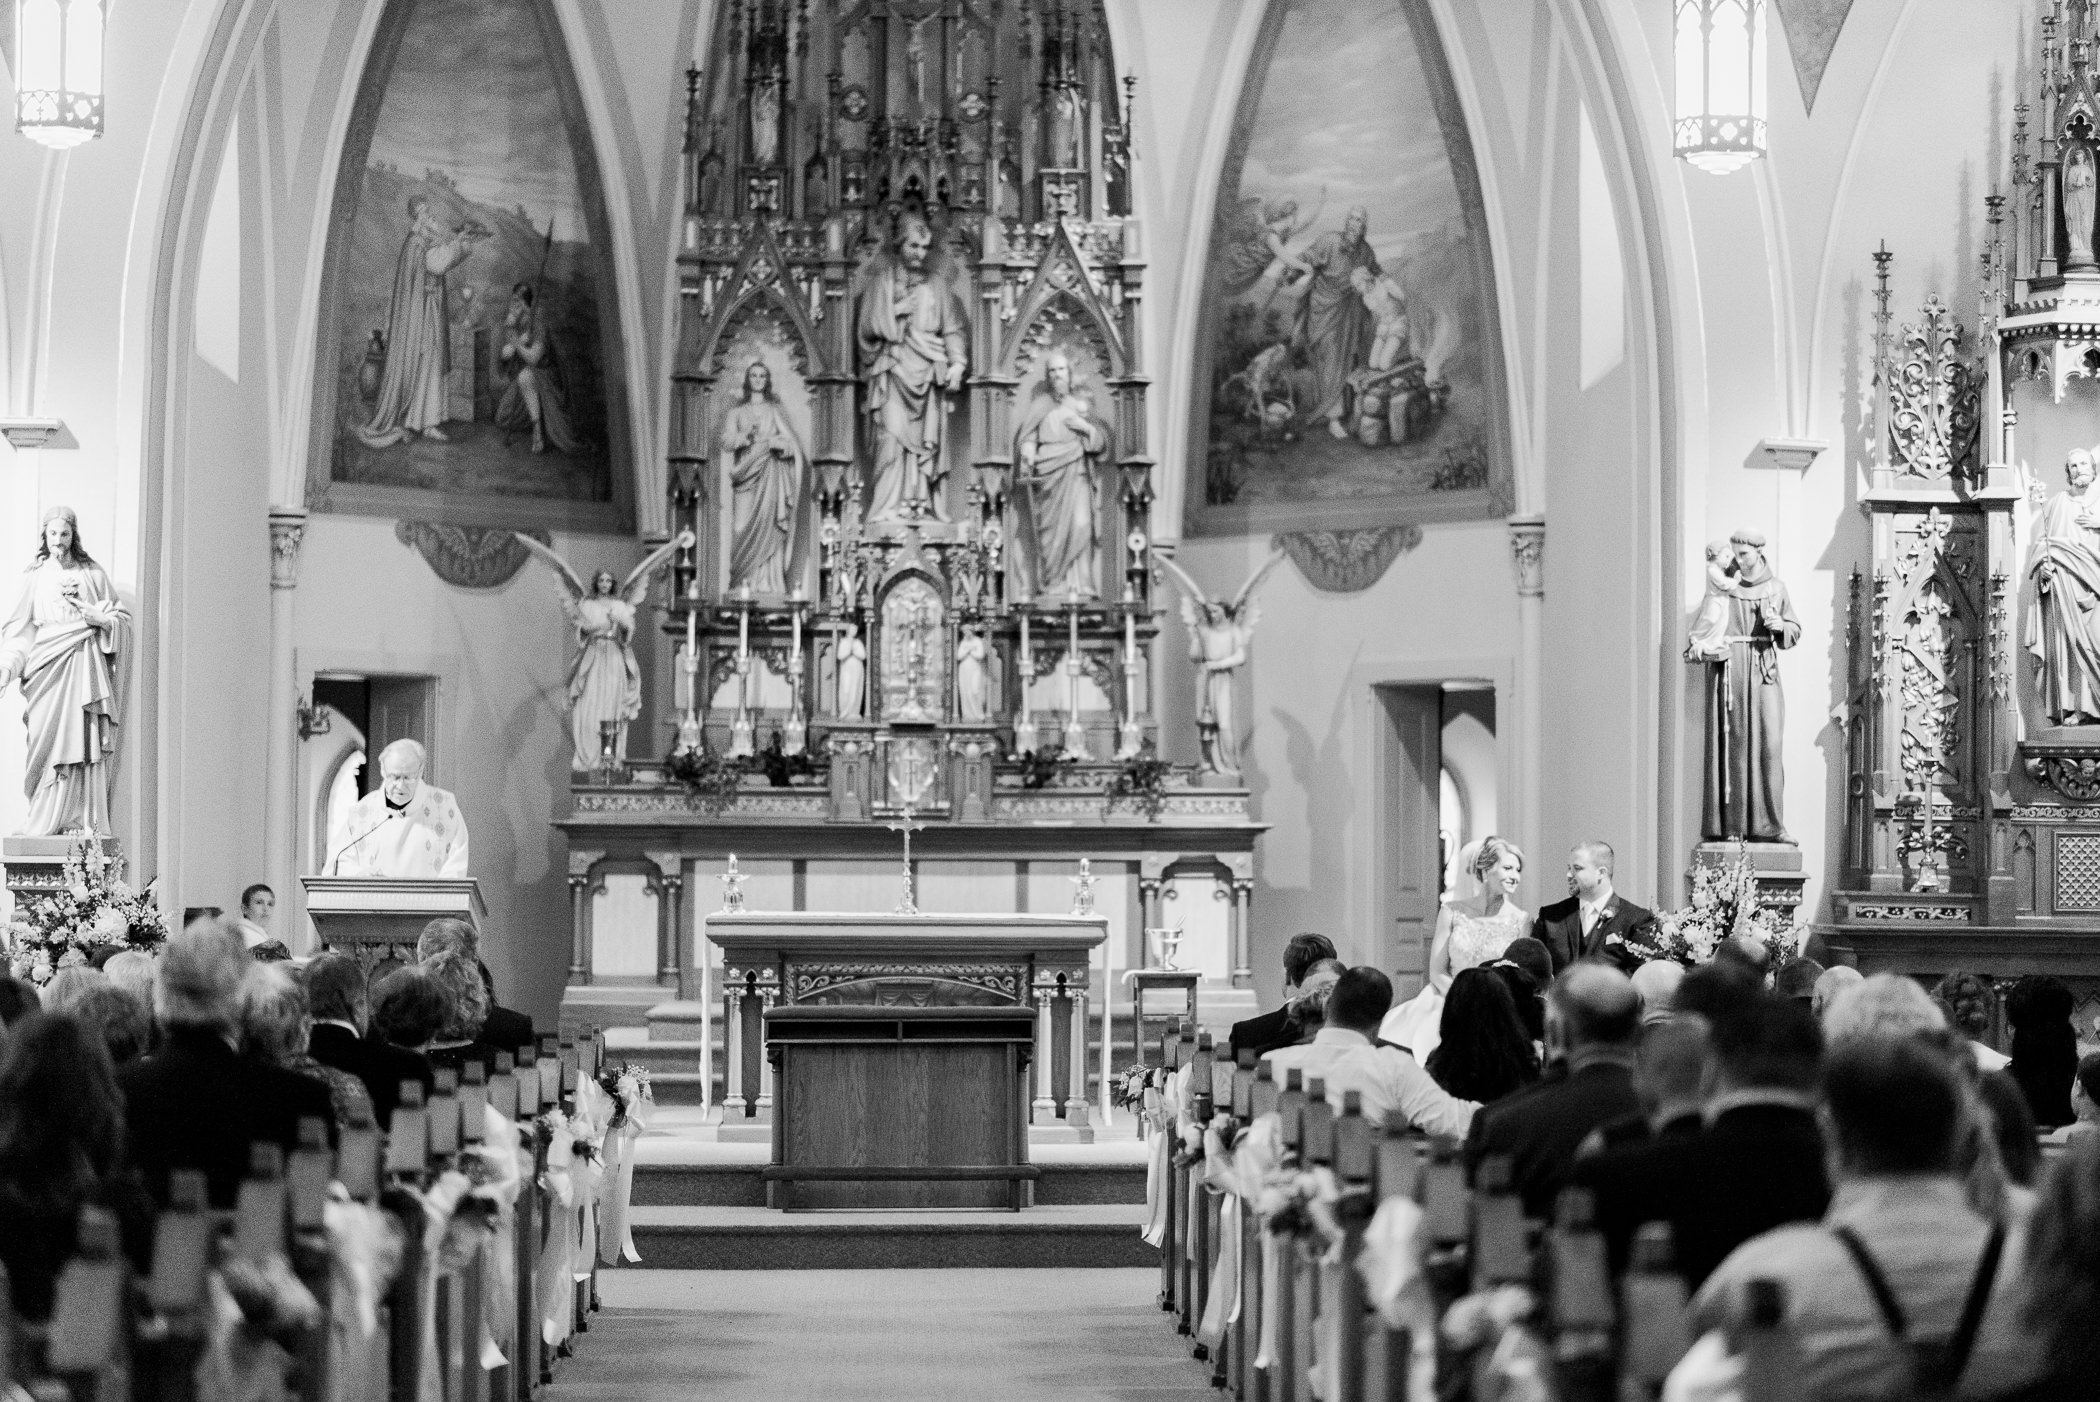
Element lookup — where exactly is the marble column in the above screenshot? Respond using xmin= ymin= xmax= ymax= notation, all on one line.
xmin=1506 ymin=516 xmax=1545 ymax=900
xmin=266 ymin=508 xmax=307 ymax=948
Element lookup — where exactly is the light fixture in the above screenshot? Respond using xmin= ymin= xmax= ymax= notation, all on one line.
xmin=1674 ymin=0 xmax=1767 ymax=175
xmin=14 ymin=0 xmax=107 ymax=151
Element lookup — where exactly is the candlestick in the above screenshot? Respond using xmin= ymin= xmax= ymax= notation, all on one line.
xmin=1063 ymin=594 xmax=1088 ymax=760
xmin=1014 ymin=611 xmax=1039 ymax=757
xmin=1117 ymin=605 xmax=1142 ymax=759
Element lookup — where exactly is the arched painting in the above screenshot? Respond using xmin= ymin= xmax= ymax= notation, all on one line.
xmin=309 ymin=0 xmax=631 ymax=532
xmin=1189 ymin=0 xmax=1511 ymax=537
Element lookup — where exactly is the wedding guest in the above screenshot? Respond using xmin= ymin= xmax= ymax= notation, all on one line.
xmin=1823 ymin=971 xmax=1947 ymax=1044
xmin=0 ymin=976 xmax=37 ymax=1030
xmin=1937 ymin=970 xmax=2011 ymax=1071
xmin=1229 ymin=932 xmax=1338 ymax=1059
xmin=1575 ymin=994 xmax=1829 ymax=1287
xmin=1586 ymin=1014 xmax=1711 ymax=1156
xmin=1774 ymin=956 xmax=1825 ymax=1005
xmin=0 ymin=1014 xmax=153 ymax=1321
xmin=1999 ymin=1135 xmax=2100 ymax=1402
xmin=118 ymin=918 xmax=334 ymax=1206
xmin=42 ymin=965 xmax=109 ymax=1013
xmin=421 ymin=949 xmax=495 ymax=1076
xmin=1496 ymin=934 xmax=1554 ymax=993
xmin=1630 ymin=959 xmax=1686 ymax=1025
xmin=1693 ymin=1036 xmax=2042 ymax=1401
xmin=102 ymin=950 xmax=157 ymax=1007
xmin=370 ymin=964 xmax=450 ymax=1055
xmin=1675 ymin=959 xmax=1763 ymax=1024
xmin=66 ymin=983 xmax=151 ymax=1067
xmin=240 ymin=962 xmax=372 ymax=1131
xmin=1530 ymin=841 xmax=1656 ymax=973
xmin=304 ymin=951 xmax=431 ymax=1123
xmin=2006 ymin=976 xmax=2079 ymax=1129
xmin=1812 ymin=963 xmax=1865 ymax=1021
xmin=1491 ymin=935 xmax=1553 ymax=1044
xmin=1465 ymin=963 xmax=1643 ymax=1217
xmin=1425 ymin=967 xmax=1538 ymax=1105
xmin=2048 ymin=1053 xmax=2100 ymax=1144
xmin=416 ymin=917 xmax=534 ymax=1056
xmin=1978 ymin=1069 xmax=2041 ymax=1196
xmin=1263 ymin=966 xmax=1477 ymax=1139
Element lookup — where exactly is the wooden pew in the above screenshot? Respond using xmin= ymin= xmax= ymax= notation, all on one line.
xmin=1158 ymin=1024 xmax=1185 ymax=1317
xmin=1186 ymin=1030 xmax=1214 ymax=1356
xmin=1268 ymin=1068 xmax=1304 ymax=1402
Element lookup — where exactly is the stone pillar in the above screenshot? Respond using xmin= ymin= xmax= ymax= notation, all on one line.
xmin=1230 ymin=870 xmax=1255 ymax=989
xmin=1507 ymin=516 xmax=1546 ymax=900
xmin=1032 ymin=972 xmax=1059 ymax=1125
xmin=567 ymin=851 xmax=598 ymax=983
xmin=266 ymin=508 xmax=306 ymax=947
xmin=754 ymin=983 xmax=777 ymax=1114
xmin=722 ymin=968 xmax=747 ymax=1117
xmin=646 ymin=850 xmax=685 ymax=986
xmin=1064 ymin=982 xmax=1092 ymax=1131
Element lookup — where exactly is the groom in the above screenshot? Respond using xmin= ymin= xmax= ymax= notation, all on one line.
xmin=1533 ymin=841 xmax=1655 ymax=974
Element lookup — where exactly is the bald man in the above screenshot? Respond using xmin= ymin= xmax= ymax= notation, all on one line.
xmin=1465 ymin=963 xmax=1644 ymax=1218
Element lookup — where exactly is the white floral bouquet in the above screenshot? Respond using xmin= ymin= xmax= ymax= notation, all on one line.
xmin=595 ymin=1061 xmax=653 ymax=1130
xmin=1626 ymin=853 xmax=1799 ymax=968
xmin=5 ymin=830 xmax=168 ymax=986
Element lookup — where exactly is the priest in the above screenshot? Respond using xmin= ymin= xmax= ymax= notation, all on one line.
xmin=328 ymin=738 xmax=469 ymax=878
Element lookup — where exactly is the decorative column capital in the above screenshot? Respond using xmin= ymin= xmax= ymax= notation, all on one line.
xmin=268 ymin=507 xmax=309 ymax=590
xmin=1507 ymin=514 xmax=1545 ymax=598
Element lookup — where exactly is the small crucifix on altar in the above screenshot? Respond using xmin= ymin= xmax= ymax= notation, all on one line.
xmin=887 ymin=807 xmax=928 ymax=916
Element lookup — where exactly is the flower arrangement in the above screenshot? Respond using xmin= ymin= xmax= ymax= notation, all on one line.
xmin=1624 ymin=853 xmax=1800 ymax=968
xmin=5 ymin=830 xmax=167 ymax=986
xmin=596 ymin=1062 xmax=653 ymax=1129
xmin=1108 ymin=1064 xmax=1155 ymax=1112
xmin=663 ymin=745 xmax=747 ymax=813
xmin=1104 ymin=742 xmax=1175 ymax=821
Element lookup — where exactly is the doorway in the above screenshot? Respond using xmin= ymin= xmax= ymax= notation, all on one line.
xmin=1377 ymin=683 xmax=1496 ymax=993
xmin=306 ymin=674 xmax=438 ymax=875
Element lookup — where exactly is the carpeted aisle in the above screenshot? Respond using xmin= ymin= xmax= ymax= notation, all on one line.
xmin=543 ymin=1268 xmax=1216 ymax=1401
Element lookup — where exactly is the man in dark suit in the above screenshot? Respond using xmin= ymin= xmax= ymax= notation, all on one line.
xmin=119 ymin=920 xmax=336 ymax=1207
xmin=1465 ymin=962 xmax=1643 ymax=1218
xmin=1571 ymin=993 xmax=1830 ymax=1289
xmin=1585 ymin=1013 xmax=1711 ymax=1156
xmin=304 ymin=949 xmax=433 ymax=1124
xmin=1228 ymin=932 xmax=1337 ymax=1059
xmin=416 ymin=918 xmax=535 ymax=1056
xmin=1531 ymin=841 xmax=1657 ymax=974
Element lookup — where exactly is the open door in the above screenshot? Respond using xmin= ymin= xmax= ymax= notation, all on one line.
xmin=1377 ymin=685 xmax=1443 ymax=991
xmin=368 ymin=676 xmax=439 ymax=784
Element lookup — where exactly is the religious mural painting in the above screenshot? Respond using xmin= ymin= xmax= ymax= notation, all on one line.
xmin=1189 ymin=0 xmax=1510 ymax=539
xmin=313 ymin=0 xmax=628 ymax=531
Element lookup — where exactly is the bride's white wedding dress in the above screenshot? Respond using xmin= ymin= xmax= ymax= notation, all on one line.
xmin=1379 ymin=897 xmax=1529 ymax=1061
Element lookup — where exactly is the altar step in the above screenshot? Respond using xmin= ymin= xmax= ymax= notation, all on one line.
xmin=622 ymin=1204 xmax=1157 ymax=1270
xmin=631 ymin=1159 xmax=1146 ymax=1208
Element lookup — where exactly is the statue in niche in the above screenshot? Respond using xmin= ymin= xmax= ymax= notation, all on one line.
xmin=0 ymin=507 xmax=128 ymax=835
xmin=835 ymin=620 xmax=868 ymax=720
xmin=1013 ymin=350 xmax=1111 ymax=600
xmin=751 ymin=75 xmax=782 ymax=167
xmin=880 ymin=578 xmax=946 ymax=723
xmin=2027 ymin=448 xmax=2100 ymax=725
xmin=2069 ymin=145 xmax=2098 ymax=269
xmin=1692 ymin=530 xmax=1801 ymax=842
xmin=1155 ymin=551 xmax=1285 ymax=780
xmin=719 ymin=360 xmax=807 ymax=596
xmin=515 ymin=532 xmax=692 ymax=770
xmin=857 ymin=215 xmax=967 ymax=523
xmin=956 ymin=624 xmax=990 ymax=721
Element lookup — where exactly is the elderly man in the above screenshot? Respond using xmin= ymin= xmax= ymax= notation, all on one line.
xmin=1264 ymin=967 xmax=1476 ymax=1140
xmin=1466 ymin=963 xmax=1644 ymax=1217
xmin=328 ymin=738 xmax=469 ymax=878
xmin=117 ymin=919 xmax=334 ymax=1206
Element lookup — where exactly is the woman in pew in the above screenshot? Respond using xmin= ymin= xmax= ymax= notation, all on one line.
xmin=1425 ymin=966 xmax=1540 ymax=1105
xmin=66 ymin=982 xmax=151 ymax=1067
xmin=0 ymin=1013 xmax=154 ymax=1320
xmin=371 ymin=963 xmax=451 ymax=1056
xmin=239 ymin=961 xmax=374 ymax=1130
xmin=419 ymin=949 xmax=498 ymax=1076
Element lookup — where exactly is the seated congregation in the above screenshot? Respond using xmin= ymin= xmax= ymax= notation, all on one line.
xmin=1158 ymin=924 xmax=2100 ymax=1402
xmin=0 ymin=914 xmax=638 ymax=1402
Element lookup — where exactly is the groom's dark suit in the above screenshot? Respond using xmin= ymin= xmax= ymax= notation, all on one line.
xmin=1532 ymin=892 xmax=1656 ymax=974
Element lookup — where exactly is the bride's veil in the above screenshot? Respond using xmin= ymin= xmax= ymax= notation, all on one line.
xmin=1445 ymin=837 xmax=1484 ymax=904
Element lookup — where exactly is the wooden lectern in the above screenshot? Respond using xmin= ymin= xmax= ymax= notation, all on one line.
xmin=301 ymin=876 xmax=485 ymax=965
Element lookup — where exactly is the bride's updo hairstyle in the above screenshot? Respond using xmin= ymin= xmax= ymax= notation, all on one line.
xmin=1471 ymin=836 xmax=1524 ymax=882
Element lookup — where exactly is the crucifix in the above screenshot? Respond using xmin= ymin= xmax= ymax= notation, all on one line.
xmin=887 ymin=806 xmax=928 ymax=916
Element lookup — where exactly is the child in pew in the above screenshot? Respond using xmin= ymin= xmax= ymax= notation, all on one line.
xmin=0 ymin=1013 xmax=155 ymax=1320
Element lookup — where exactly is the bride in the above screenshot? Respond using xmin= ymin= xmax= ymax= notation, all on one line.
xmin=1380 ymin=836 xmax=1528 ymax=1059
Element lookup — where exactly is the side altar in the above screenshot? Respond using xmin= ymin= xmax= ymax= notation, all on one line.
xmin=543 ymin=1 xmax=1271 ymax=1106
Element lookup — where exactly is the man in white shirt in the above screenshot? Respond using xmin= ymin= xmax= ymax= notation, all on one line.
xmin=1264 ymin=966 xmax=1477 ymax=1140
xmin=328 ymin=738 xmax=470 ymax=879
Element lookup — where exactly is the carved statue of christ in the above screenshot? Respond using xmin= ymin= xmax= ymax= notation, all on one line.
xmin=856 ymin=215 xmax=967 ymax=523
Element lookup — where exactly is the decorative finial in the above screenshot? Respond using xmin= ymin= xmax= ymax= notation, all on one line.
xmin=720 ymin=855 xmax=748 ymax=913
xmin=1070 ymin=857 xmax=1098 ymax=915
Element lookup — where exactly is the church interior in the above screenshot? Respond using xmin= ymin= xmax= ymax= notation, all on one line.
xmin=5 ymin=0 xmax=2100 ymax=1399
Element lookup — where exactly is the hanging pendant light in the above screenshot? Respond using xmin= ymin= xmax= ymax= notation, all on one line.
xmin=1674 ymin=0 xmax=1767 ymax=175
xmin=14 ymin=0 xmax=107 ymax=151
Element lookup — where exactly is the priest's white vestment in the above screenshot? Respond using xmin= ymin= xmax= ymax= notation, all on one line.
xmin=329 ymin=782 xmax=470 ymax=878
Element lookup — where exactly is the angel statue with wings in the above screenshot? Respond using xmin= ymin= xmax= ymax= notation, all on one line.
xmin=516 ymin=531 xmax=693 ymax=771
xmin=1155 ymin=550 xmax=1286 ymax=779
